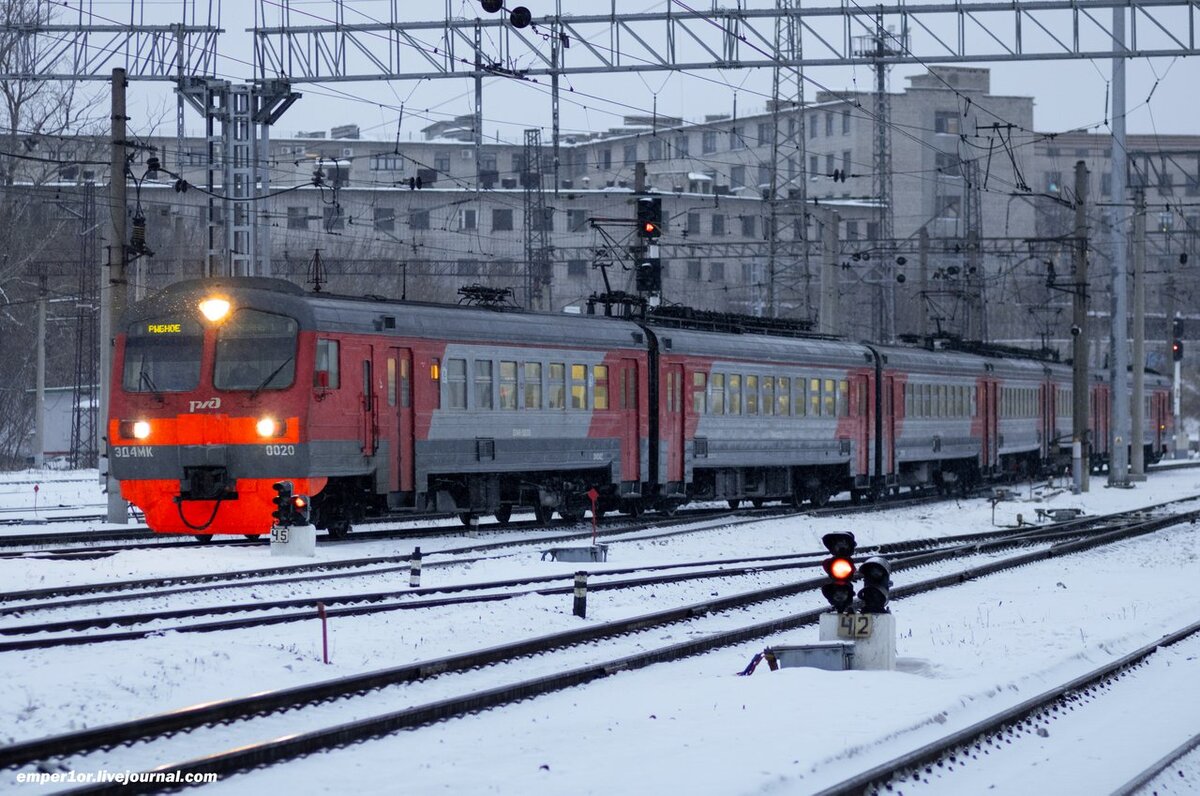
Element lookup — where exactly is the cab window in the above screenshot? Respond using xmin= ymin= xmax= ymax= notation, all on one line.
xmin=213 ymin=309 xmax=298 ymax=391
xmin=122 ymin=317 xmax=203 ymax=392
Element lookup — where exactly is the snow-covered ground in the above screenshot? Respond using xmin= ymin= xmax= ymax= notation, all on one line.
xmin=1 ymin=468 xmax=1199 ymax=794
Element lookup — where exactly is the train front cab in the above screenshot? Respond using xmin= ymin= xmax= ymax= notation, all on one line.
xmin=109 ymin=285 xmax=323 ymax=536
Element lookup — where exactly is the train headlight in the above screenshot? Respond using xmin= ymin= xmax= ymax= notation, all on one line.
xmin=256 ymin=416 xmax=286 ymax=438
xmin=132 ymin=420 xmax=151 ymax=440
xmin=198 ymin=297 xmax=232 ymax=323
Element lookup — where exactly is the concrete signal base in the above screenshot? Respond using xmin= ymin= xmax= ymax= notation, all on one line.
xmin=271 ymin=524 xmax=317 ymax=557
xmin=818 ymin=612 xmax=896 ymax=671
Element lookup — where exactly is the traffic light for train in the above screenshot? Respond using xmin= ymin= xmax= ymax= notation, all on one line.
xmin=820 ymin=531 xmax=857 ymax=613
xmin=290 ymin=494 xmax=311 ymax=526
xmin=636 ymin=257 xmax=662 ymax=292
xmin=1173 ymin=339 xmax=1184 ymax=362
xmin=480 ymin=0 xmax=532 ymax=28
xmin=857 ymin=556 xmax=892 ymax=614
xmin=272 ymin=480 xmax=294 ymax=527
xmin=636 ymin=197 xmax=662 ymax=240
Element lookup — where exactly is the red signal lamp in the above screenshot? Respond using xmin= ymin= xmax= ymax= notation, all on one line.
xmin=824 ymin=556 xmax=855 ymax=581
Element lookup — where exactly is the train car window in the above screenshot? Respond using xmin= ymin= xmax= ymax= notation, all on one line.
xmin=524 ymin=362 xmax=543 ymax=409
xmin=777 ymin=377 xmax=790 ymax=415
xmin=692 ymin=372 xmax=707 ymax=414
xmin=548 ymin=363 xmax=566 ymax=409
xmin=810 ymin=378 xmax=821 ymax=416
xmin=762 ymin=377 xmax=774 ymax=416
xmin=746 ymin=376 xmax=759 ymax=415
xmin=838 ymin=380 xmax=849 ymax=417
xmin=594 ymin=365 xmax=609 ymax=410
xmin=570 ymin=364 xmax=588 ymax=410
xmin=400 ymin=358 xmax=411 ymax=408
xmin=728 ymin=374 xmax=742 ymax=415
xmin=431 ymin=358 xmax=441 ymax=410
xmin=711 ymin=374 xmax=725 ymax=414
xmin=475 ymin=360 xmax=494 ymax=410
xmin=499 ymin=361 xmax=518 ymax=410
xmin=824 ymin=379 xmax=836 ymax=417
xmin=904 ymin=384 xmax=912 ymax=417
xmin=627 ymin=366 xmax=638 ymax=411
xmin=122 ymin=316 xmax=204 ymax=392
xmin=446 ymin=358 xmax=467 ymax=410
xmin=214 ymin=309 xmax=298 ymax=391
xmin=921 ymin=384 xmax=930 ymax=417
xmin=970 ymin=386 xmax=977 ymax=415
xmin=363 ymin=361 xmax=373 ymax=411
xmin=858 ymin=382 xmax=867 ymax=417
xmin=387 ymin=358 xmax=397 ymax=406
xmin=314 ymin=339 xmax=340 ymax=389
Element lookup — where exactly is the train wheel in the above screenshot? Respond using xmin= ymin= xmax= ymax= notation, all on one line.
xmin=193 ymin=534 xmax=214 ymax=544
xmin=624 ymin=500 xmax=643 ymax=518
xmin=243 ymin=534 xmax=261 ymax=541
xmin=494 ymin=506 xmax=512 ymax=525
xmin=326 ymin=520 xmax=351 ymax=539
xmin=789 ymin=490 xmax=804 ymax=509
xmin=558 ymin=508 xmax=584 ymax=523
xmin=751 ymin=498 xmax=764 ymax=509
xmin=727 ymin=499 xmax=741 ymax=510
xmin=534 ymin=504 xmax=553 ymax=525
xmin=459 ymin=512 xmax=477 ymax=528
xmin=809 ymin=487 xmax=831 ymax=508
xmin=658 ymin=501 xmax=679 ymax=517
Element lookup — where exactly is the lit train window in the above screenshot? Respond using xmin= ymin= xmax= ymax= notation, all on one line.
xmin=837 ymin=380 xmax=848 ymax=417
xmin=711 ymin=374 xmax=725 ymax=414
xmin=594 ymin=365 xmax=609 ymax=410
xmin=746 ymin=376 xmax=759 ymax=415
xmin=692 ymin=372 xmax=707 ymax=414
xmin=524 ymin=362 xmax=542 ymax=409
xmin=548 ymin=363 xmax=566 ymax=409
xmin=728 ymin=375 xmax=742 ymax=415
xmin=777 ymin=377 xmax=790 ymax=415
xmin=499 ymin=361 xmax=517 ymax=410
xmin=446 ymin=358 xmax=467 ymax=410
xmin=400 ymin=358 xmax=410 ymax=408
xmin=570 ymin=364 xmax=587 ymax=410
xmin=387 ymin=358 xmax=396 ymax=406
xmin=214 ymin=309 xmax=298 ymax=391
xmin=824 ymin=379 xmax=836 ymax=417
xmin=762 ymin=377 xmax=774 ymax=416
xmin=810 ymin=378 xmax=821 ymax=416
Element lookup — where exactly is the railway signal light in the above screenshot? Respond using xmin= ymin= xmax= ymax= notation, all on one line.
xmin=290 ymin=494 xmax=311 ymax=526
xmin=820 ymin=531 xmax=857 ymax=613
xmin=1173 ymin=339 xmax=1184 ymax=361
xmin=857 ymin=556 xmax=892 ymax=614
xmin=636 ymin=257 xmax=662 ymax=292
xmin=636 ymin=197 xmax=662 ymax=240
xmin=272 ymin=480 xmax=294 ymax=527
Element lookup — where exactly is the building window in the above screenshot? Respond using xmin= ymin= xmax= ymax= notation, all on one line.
xmin=741 ymin=215 xmax=757 ymax=238
xmin=369 ymin=154 xmax=403 ymax=171
xmin=711 ymin=214 xmax=725 ymax=235
xmin=374 ymin=208 xmax=395 ymax=232
xmin=936 ymin=151 xmax=962 ymax=177
xmin=825 ymin=154 xmax=836 ymax=176
xmin=702 ymin=131 xmax=717 ymax=153
xmin=757 ymin=122 xmax=772 ymax=146
xmin=459 ymin=208 xmax=477 ymax=230
xmin=408 ymin=209 xmax=430 ymax=230
xmin=568 ymin=209 xmax=588 ymax=232
xmin=567 ymin=259 xmax=587 ymax=278
xmin=493 ymin=208 xmax=514 ymax=231
xmin=323 ymin=206 xmax=344 ymax=231
xmin=601 ymin=148 xmax=612 ymax=169
xmin=648 ymin=139 xmax=664 ymax=161
xmin=825 ymin=113 xmax=833 ymax=136
xmin=687 ymin=213 xmax=701 ymax=235
xmin=532 ymin=207 xmax=554 ymax=232
xmin=730 ymin=165 xmax=745 ymax=189
xmin=287 ymin=207 xmax=309 ymax=230
xmin=623 ymin=143 xmax=637 ymax=165
xmin=730 ymin=126 xmax=744 ymax=150
xmin=434 ymin=152 xmax=451 ymax=174
xmin=674 ymin=135 xmax=689 ymax=157
xmin=934 ymin=111 xmax=959 ymax=134
xmin=687 ymin=259 xmax=701 ymax=280
xmin=809 ymin=118 xmax=817 ymax=139
xmin=842 ymin=109 xmax=851 ymax=134
xmin=710 ymin=261 xmax=725 ymax=281
xmin=845 ymin=220 xmax=859 ymax=240
xmin=842 ymin=151 xmax=852 ymax=176
xmin=937 ymin=196 xmax=961 ymax=218
xmin=758 ymin=165 xmax=771 ymax=187
xmin=809 ymin=155 xmax=819 ymax=176
xmin=1046 ymin=171 xmax=1063 ymax=193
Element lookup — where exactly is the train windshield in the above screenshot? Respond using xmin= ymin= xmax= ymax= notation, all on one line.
xmin=213 ymin=308 xmax=298 ymax=391
xmin=122 ymin=317 xmax=204 ymax=393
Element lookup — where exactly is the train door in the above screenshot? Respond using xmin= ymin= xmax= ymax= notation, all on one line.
xmin=619 ymin=358 xmax=641 ymax=483
xmin=361 ymin=347 xmax=378 ymax=457
xmin=664 ymin=362 xmax=685 ymax=486
xmin=980 ymin=380 xmax=999 ymax=473
xmin=883 ymin=374 xmax=898 ymax=481
xmin=1091 ymin=386 xmax=1109 ymax=460
xmin=853 ymin=373 xmax=870 ymax=478
xmin=1041 ymin=383 xmax=1054 ymax=459
xmin=389 ymin=347 xmax=415 ymax=492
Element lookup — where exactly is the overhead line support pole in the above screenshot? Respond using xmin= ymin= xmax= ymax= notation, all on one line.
xmin=102 ymin=67 xmax=130 ymax=523
xmin=1071 ymin=160 xmax=1090 ymax=494
xmin=1109 ymin=6 xmax=1131 ymax=487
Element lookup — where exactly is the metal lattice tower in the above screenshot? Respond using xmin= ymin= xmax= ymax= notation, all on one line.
xmin=523 ymin=129 xmax=552 ymax=310
xmin=766 ymin=1 xmax=809 ymax=320
xmin=70 ymin=182 xmax=99 ymax=468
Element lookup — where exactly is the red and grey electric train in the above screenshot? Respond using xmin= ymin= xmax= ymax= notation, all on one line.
xmin=107 ymin=278 xmax=1173 ymax=538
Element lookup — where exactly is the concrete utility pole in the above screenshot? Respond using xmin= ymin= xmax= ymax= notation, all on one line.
xmin=100 ymin=68 xmax=130 ymax=523
xmin=918 ymin=227 xmax=930 ymax=339
xmin=1131 ymin=188 xmax=1147 ymax=478
xmin=34 ymin=276 xmax=46 ymax=469
xmin=1108 ymin=6 xmax=1131 ymax=487
xmin=817 ymin=208 xmax=840 ymax=336
xmin=1072 ymin=160 xmax=1090 ymax=493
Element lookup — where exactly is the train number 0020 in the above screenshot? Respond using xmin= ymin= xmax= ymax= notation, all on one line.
xmin=265 ymin=444 xmax=295 ymax=456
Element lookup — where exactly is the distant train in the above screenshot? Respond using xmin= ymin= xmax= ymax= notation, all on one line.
xmin=107 ymin=278 xmax=1173 ymax=539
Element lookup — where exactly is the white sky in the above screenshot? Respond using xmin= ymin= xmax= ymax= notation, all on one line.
xmin=106 ymin=0 xmax=1198 ymax=144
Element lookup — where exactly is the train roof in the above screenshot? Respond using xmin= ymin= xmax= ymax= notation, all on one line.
xmin=130 ymin=278 xmax=648 ymax=351
xmin=645 ymin=324 xmax=874 ymax=366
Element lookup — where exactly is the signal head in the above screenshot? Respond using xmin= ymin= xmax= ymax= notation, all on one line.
xmin=857 ymin=556 xmax=892 ymax=613
xmin=823 ymin=556 xmax=855 ymax=581
xmin=821 ymin=583 xmax=856 ymax=613
xmin=821 ymin=531 xmax=857 ymax=558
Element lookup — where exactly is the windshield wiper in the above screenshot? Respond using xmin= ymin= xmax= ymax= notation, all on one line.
xmin=249 ymin=357 xmax=293 ymax=401
xmin=138 ymin=368 xmax=164 ymax=403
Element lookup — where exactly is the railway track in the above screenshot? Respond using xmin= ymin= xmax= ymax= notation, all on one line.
xmin=2 ymin=502 xmax=1195 ymax=793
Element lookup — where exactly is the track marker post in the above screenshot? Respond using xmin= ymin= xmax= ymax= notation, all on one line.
xmin=587 ymin=487 xmax=599 ymax=544
xmin=316 ymin=602 xmax=330 ymax=664
xmin=409 ymin=546 xmax=422 ymax=588
xmin=573 ymin=571 xmax=588 ymax=618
